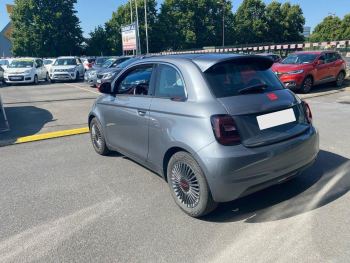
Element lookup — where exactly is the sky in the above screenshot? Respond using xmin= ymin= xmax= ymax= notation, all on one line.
xmin=0 ymin=0 xmax=349 ymax=37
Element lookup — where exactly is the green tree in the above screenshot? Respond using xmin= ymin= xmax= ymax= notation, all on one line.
xmin=105 ymin=0 xmax=158 ymax=55
xmin=265 ymin=1 xmax=284 ymax=43
xmin=11 ymin=0 xmax=83 ymax=57
xmin=86 ymin=26 xmax=111 ymax=56
xmin=310 ymin=15 xmax=342 ymax=42
xmin=339 ymin=14 xmax=350 ymax=40
xmin=280 ymin=3 xmax=305 ymax=42
xmin=157 ymin=0 xmax=235 ymax=51
xmin=234 ymin=0 xmax=267 ymax=44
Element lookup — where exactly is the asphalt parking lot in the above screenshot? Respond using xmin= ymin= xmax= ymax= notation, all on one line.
xmin=1 ymin=81 xmax=350 ymax=262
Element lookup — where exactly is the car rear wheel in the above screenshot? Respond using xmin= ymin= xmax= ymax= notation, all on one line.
xmin=167 ymin=151 xmax=217 ymax=217
xmin=300 ymin=76 xmax=313 ymax=93
xmin=90 ymin=118 xmax=110 ymax=156
xmin=336 ymin=71 xmax=345 ymax=87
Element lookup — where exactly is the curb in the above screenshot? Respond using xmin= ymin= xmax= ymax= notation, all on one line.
xmin=0 ymin=127 xmax=89 ymax=147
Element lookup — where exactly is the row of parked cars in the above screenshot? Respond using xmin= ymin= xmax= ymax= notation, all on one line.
xmin=0 ymin=51 xmax=348 ymax=93
xmin=0 ymin=56 xmax=112 ymax=85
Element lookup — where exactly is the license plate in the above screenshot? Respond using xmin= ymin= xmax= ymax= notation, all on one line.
xmin=11 ymin=77 xmax=22 ymax=80
xmin=257 ymin=108 xmax=296 ymax=130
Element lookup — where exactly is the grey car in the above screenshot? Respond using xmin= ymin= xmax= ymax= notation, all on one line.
xmin=88 ymin=54 xmax=319 ymax=217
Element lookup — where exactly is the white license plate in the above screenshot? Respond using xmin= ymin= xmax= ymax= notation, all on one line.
xmin=11 ymin=77 xmax=22 ymax=80
xmin=257 ymin=108 xmax=296 ymax=130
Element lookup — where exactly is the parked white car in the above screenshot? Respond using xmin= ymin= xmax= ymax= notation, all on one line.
xmin=43 ymin=58 xmax=55 ymax=72
xmin=4 ymin=58 xmax=48 ymax=84
xmin=50 ymin=56 xmax=84 ymax=82
xmin=0 ymin=66 xmax=4 ymax=82
xmin=0 ymin=59 xmax=11 ymax=70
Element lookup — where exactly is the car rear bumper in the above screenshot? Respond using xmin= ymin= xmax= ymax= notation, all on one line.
xmin=196 ymin=126 xmax=319 ymax=202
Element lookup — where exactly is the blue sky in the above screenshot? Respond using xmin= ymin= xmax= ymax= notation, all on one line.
xmin=1 ymin=0 xmax=349 ymax=37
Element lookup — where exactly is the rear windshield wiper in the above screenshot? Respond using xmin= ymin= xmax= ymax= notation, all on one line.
xmin=238 ymin=84 xmax=268 ymax=94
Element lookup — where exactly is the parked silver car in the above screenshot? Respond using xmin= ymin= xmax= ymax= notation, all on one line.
xmin=50 ymin=56 xmax=84 ymax=82
xmin=88 ymin=54 xmax=319 ymax=217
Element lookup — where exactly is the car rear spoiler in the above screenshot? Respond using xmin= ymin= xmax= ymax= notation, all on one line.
xmin=193 ymin=55 xmax=274 ymax=72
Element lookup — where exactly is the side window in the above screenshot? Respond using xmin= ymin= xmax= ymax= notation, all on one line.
xmin=319 ymin=55 xmax=325 ymax=62
xmin=155 ymin=64 xmax=186 ymax=99
xmin=37 ymin=59 xmax=43 ymax=67
xmin=117 ymin=65 xmax=153 ymax=96
xmin=325 ymin=53 xmax=336 ymax=63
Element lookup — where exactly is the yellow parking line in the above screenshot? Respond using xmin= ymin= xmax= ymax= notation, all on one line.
xmin=15 ymin=127 xmax=89 ymax=144
xmin=64 ymin=83 xmax=100 ymax=95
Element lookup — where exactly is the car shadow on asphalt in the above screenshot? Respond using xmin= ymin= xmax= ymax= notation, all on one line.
xmin=203 ymin=150 xmax=350 ymax=223
xmin=296 ymin=79 xmax=350 ymax=95
xmin=0 ymin=106 xmax=54 ymax=146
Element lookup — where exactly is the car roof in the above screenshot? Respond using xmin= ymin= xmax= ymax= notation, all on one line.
xmin=293 ymin=51 xmax=324 ymax=55
xmin=143 ymin=53 xmax=273 ymax=72
xmin=57 ymin=56 xmax=78 ymax=59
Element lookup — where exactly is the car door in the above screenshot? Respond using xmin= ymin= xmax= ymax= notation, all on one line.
xmin=314 ymin=54 xmax=330 ymax=83
xmin=147 ymin=63 xmax=188 ymax=172
xmin=38 ymin=59 xmax=46 ymax=79
xmin=77 ymin=58 xmax=84 ymax=75
xmin=102 ymin=63 xmax=155 ymax=162
xmin=34 ymin=59 xmax=42 ymax=79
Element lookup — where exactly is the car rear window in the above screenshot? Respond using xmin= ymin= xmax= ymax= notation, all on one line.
xmin=204 ymin=61 xmax=284 ymax=98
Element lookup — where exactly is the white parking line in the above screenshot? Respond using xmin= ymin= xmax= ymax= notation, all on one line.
xmin=64 ymin=83 xmax=100 ymax=95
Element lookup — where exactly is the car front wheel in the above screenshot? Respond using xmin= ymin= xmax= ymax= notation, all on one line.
xmin=33 ymin=75 xmax=39 ymax=85
xmin=300 ymin=76 xmax=313 ymax=93
xmin=90 ymin=118 xmax=110 ymax=156
xmin=336 ymin=71 xmax=345 ymax=87
xmin=167 ymin=151 xmax=217 ymax=217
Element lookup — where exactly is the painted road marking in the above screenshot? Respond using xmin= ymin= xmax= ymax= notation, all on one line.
xmin=64 ymin=83 xmax=100 ymax=95
xmin=15 ymin=127 xmax=89 ymax=144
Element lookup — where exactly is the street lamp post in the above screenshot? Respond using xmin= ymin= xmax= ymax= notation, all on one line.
xmin=144 ymin=0 xmax=149 ymax=54
xmin=135 ymin=0 xmax=142 ymax=55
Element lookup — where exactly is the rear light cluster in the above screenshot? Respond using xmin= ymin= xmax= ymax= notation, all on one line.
xmin=302 ymin=101 xmax=313 ymax=123
xmin=211 ymin=115 xmax=241 ymax=146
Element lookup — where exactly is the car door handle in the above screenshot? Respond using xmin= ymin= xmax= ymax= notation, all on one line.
xmin=137 ymin=110 xmax=147 ymax=116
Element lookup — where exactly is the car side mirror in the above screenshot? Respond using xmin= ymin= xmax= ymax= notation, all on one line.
xmin=317 ymin=60 xmax=324 ymax=65
xmin=98 ymin=82 xmax=113 ymax=95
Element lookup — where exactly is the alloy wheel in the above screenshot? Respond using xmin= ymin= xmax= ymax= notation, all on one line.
xmin=337 ymin=72 xmax=345 ymax=87
xmin=91 ymin=123 xmax=102 ymax=150
xmin=171 ymin=162 xmax=200 ymax=208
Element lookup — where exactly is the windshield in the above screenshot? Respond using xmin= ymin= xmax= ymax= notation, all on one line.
xmin=282 ymin=54 xmax=318 ymax=64
xmin=95 ymin=57 xmax=109 ymax=66
xmin=204 ymin=61 xmax=284 ymax=98
xmin=44 ymin=59 xmax=53 ymax=65
xmin=54 ymin=58 xmax=77 ymax=66
xmin=102 ymin=58 xmax=116 ymax=68
xmin=9 ymin=60 xmax=34 ymax=68
xmin=116 ymin=58 xmax=137 ymax=69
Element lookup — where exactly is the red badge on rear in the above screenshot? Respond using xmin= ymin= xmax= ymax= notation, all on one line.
xmin=267 ymin=92 xmax=278 ymax=101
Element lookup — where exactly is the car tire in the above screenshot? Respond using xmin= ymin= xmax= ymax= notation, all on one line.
xmin=75 ymin=72 xmax=80 ymax=82
xmin=167 ymin=151 xmax=218 ymax=217
xmin=300 ymin=76 xmax=313 ymax=93
xmin=90 ymin=118 xmax=110 ymax=156
xmin=33 ymin=75 xmax=39 ymax=85
xmin=45 ymin=72 xmax=49 ymax=82
xmin=336 ymin=71 xmax=345 ymax=87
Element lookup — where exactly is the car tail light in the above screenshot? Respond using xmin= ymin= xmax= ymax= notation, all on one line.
xmin=211 ymin=115 xmax=241 ymax=145
xmin=302 ymin=101 xmax=313 ymax=123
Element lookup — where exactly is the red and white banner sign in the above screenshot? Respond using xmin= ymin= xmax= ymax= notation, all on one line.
xmin=121 ymin=23 xmax=137 ymax=51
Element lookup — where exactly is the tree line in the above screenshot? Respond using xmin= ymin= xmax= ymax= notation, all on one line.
xmin=86 ymin=0 xmax=306 ymax=55
xmin=9 ymin=0 xmax=350 ymax=57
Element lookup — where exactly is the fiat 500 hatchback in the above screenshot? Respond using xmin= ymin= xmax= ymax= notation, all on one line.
xmin=89 ymin=54 xmax=319 ymax=217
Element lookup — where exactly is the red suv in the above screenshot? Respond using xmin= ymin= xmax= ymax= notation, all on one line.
xmin=272 ymin=51 xmax=347 ymax=93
